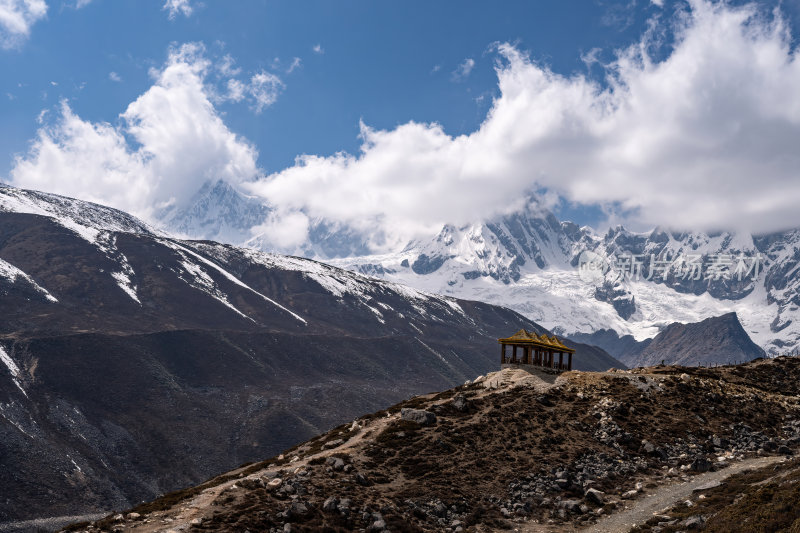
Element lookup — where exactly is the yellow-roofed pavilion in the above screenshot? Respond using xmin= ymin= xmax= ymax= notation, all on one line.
xmin=498 ymin=329 xmax=576 ymax=371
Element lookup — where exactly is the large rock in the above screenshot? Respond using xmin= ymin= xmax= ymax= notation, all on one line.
xmin=401 ymin=408 xmax=437 ymax=426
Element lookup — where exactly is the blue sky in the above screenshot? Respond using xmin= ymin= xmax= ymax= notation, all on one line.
xmin=2 ymin=1 xmax=668 ymax=174
xmin=3 ymin=0 xmax=800 ymax=251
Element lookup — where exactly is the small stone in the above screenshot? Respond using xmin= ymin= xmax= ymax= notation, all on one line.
xmin=268 ymin=477 xmax=283 ymax=487
xmin=113 ymin=514 xmax=124 ymax=522
xmin=338 ymin=498 xmax=352 ymax=512
xmin=691 ymin=457 xmax=712 ymax=473
xmin=189 ymin=518 xmax=202 ymax=526
xmin=681 ymin=373 xmax=690 ymax=381
xmin=622 ymin=490 xmax=638 ymax=499
xmin=585 ymin=488 xmax=605 ymax=505
xmin=289 ymin=501 xmax=309 ymax=517
xmin=323 ymin=496 xmax=339 ymax=512
xmin=367 ymin=519 xmax=386 ymax=532
xmin=126 ymin=512 xmax=141 ymax=520
xmin=682 ymin=515 xmax=705 ymax=529
xmin=778 ymin=445 xmax=793 ymax=455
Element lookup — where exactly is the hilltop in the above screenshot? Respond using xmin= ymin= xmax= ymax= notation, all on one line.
xmin=74 ymin=357 xmax=800 ymax=532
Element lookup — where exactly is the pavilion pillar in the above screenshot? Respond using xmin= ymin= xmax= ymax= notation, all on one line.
xmin=512 ymin=345 xmax=517 ymax=363
xmin=568 ymin=352 xmax=573 ymax=371
xmin=501 ymin=344 xmax=505 ymax=364
xmin=559 ymin=352 xmax=564 ymax=370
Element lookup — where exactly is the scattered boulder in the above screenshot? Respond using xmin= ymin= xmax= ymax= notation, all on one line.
xmin=682 ymin=515 xmax=705 ymax=529
xmin=585 ymin=488 xmax=605 ymax=505
xmin=778 ymin=445 xmax=794 ymax=456
xmin=323 ymin=496 xmax=339 ymax=512
xmin=451 ymin=394 xmax=469 ymax=412
xmin=401 ymin=408 xmax=437 ymax=426
xmin=288 ymin=501 xmax=309 ymax=517
xmin=324 ymin=438 xmax=345 ymax=449
xmin=691 ymin=457 xmax=712 ymax=473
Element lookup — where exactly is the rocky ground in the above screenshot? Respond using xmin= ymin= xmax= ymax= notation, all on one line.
xmin=63 ymin=357 xmax=800 ymax=533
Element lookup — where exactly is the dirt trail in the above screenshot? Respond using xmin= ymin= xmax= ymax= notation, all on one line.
xmin=570 ymin=456 xmax=787 ymax=533
xmin=0 ymin=513 xmax=106 ymax=533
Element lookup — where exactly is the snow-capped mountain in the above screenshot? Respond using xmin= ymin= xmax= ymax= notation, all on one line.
xmin=157 ymin=179 xmax=272 ymax=244
xmin=151 ymin=180 xmax=799 ymax=355
xmin=159 ymin=179 xmax=373 ymax=258
xmin=329 ymin=203 xmax=800 ymax=356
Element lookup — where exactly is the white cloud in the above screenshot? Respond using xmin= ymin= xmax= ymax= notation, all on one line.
xmin=651 ymin=0 xmax=664 ymax=6
xmin=245 ymin=0 xmax=800 ymax=252
xmin=108 ymin=71 xmax=121 ymax=82
xmin=163 ymin=0 xmax=192 ymax=20
xmin=11 ymin=43 xmax=260 ymax=220
xmin=286 ymin=56 xmax=301 ymax=74
xmin=75 ymin=0 xmax=93 ymax=8
xmin=248 ymin=70 xmax=283 ymax=113
xmin=225 ymin=77 xmax=245 ymax=102
xmin=312 ymin=44 xmax=324 ymax=54
xmin=0 ymin=0 xmax=47 ymax=49
xmin=451 ymin=57 xmax=475 ymax=81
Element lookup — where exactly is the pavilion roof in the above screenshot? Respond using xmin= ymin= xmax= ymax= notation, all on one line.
xmin=498 ymin=329 xmax=576 ymax=353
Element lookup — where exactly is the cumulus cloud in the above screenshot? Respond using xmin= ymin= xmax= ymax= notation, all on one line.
xmin=0 ymin=0 xmax=47 ymax=49
xmin=11 ymin=43 xmax=260 ymax=219
xmin=163 ymin=0 xmax=192 ymax=20
xmin=108 ymin=71 xmax=121 ymax=82
xmin=451 ymin=58 xmax=475 ymax=81
xmin=246 ymin=0 xmax=800 ymax=252
xmin=312 ymin=44 xmax=323 ymax=54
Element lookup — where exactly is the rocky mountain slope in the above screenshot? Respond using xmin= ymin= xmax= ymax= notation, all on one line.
xmin=570 ymin=313 xmax=766 ymax=368
xmin=0 ymin=184 xmax=622 ymax=523
xmin=626 ymin=313 xmax=766 ymax=368
xmin=71 ymin=356 xmax=800 ymax=533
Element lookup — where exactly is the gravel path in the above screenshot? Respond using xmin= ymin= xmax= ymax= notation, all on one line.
xmin=0 ymin=513 xmax=106 ymax=533
xmin=581 ymin=455 xmax=786 ymax=533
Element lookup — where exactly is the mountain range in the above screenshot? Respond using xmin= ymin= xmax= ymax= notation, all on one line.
xmin=158 ymin=180 xmax=800 ymax=357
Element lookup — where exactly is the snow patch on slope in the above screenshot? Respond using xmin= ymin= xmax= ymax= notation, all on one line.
xmin=169 ymin=241 xmax=307 ymax=324
xmin=0 ymin=257 xmax=58 ymax=302
xmin=0 ymin=345 xmax=27 ymax=396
